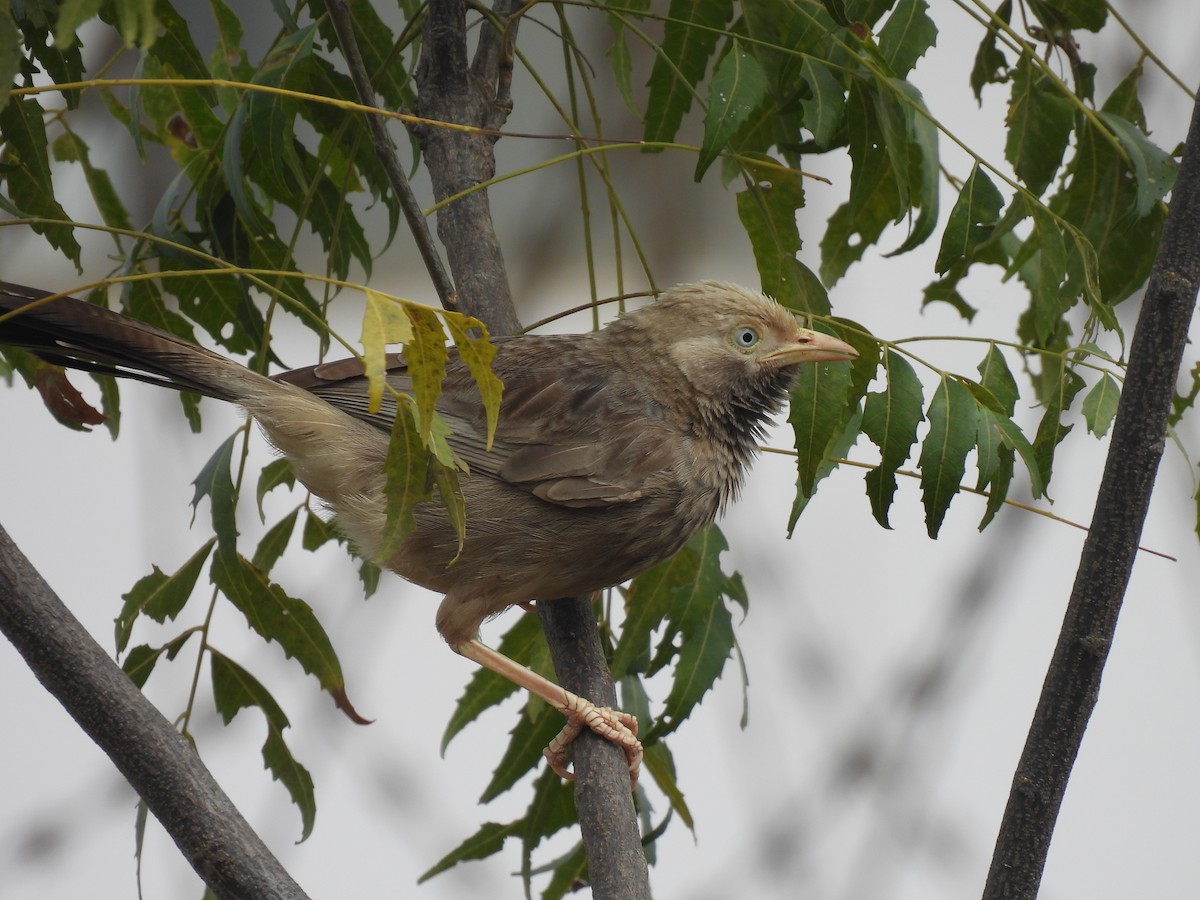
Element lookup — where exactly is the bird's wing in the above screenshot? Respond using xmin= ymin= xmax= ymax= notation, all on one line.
xmin=275 ymin=337 xmax=681 ymax=508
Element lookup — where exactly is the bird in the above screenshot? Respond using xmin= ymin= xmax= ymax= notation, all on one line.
xmin=0 ymin=279 xmax=856 ymax=785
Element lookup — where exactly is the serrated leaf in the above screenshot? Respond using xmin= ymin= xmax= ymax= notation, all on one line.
xmin=638 ymin=527 xmax=743 ymax=742
xmin=790 ymin=407 xmax=862 ymax=530
xmin=736 ymin=169 xmax=830 ymax=317
xmin=978 ymin=443 xmax=1015 ymax=529
xmin=301 ymin=509 xmax=338 ymax=551
xmin=789 ymin=347 xmax=854 ymax=497
xmin=251 ymin=508 xmax=298 ymax=574
xmin=1032 ymin=364 xmax=1085 ymax=493
xmin=977 ymin=343 xmax=1019 ymax=415
xmin=1006 ymin=51 xmax=1074 ymax=196
xmin=642 ymin=0 xmax=734 ymax=146
xmin=862 ymin=351 xmax=924 ymax=527
xmin=404 ymin=304 xmax=450 ymax=442
xmin=820 ymin=80 xmax=903 ymax=284
xmin=115 ymin=539 xmax=215 ymax=652
xmin=443 ymin=612 xmax=552 ymax=752
xmin=51 ymin=131 xmax=133 ymax=230
xmin=480 ymin=705 xmax=565 ymax=803
xmin=256 ymin=458 xmax=295 ymax=519
xmin=360 ymin=289 xmax=414 ymax=414
xmin=443 ymin=313 xmax=502 ymax=448
xmin=799 ymin=57 xmax=845 ymax=149
xmin=918 ymin=376 xmax=977 ymax=537
xmin=0 ymin=14 xmax=22 ymax=109
xmin=878 ymin=0 xmax=936 ymax=78
xmin=0 ymin=97 xmax=83 ymax=267
xmin=696 ymin=44 xmax=769 ymax=180
xmin=121 ymin=630 xmax=198 ymax=689
xmin=209 ymin=650 xmax=315 ymax=841
xmin=936 ymin=163 xmax=1004 ymax=273
xmin=1082 ymin=373 xmax=1120 ymax=437
xmin=420 ymin=821 xmax=522 ymax=883
xmin=642 ymin=741 xmax=694 ymax=831
xmin=1098 ymin=111 xmax=1177 ymax=218
xmin=191 ymin=433 xmax=240 ymax=551
xmin=378 ymin=404 xmax=434 ymax=562
xmin=210 ymin=550 xmax=352 ymax=706
xmin=970 ymin=0 xmax=1011 ymax=101
xmin=539 ymin=842 xmax=589 ymax=900
xmin=521 ymin=768 xmax=577 ymax=856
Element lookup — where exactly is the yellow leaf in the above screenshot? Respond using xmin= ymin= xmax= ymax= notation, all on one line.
xmin=360 ymin=289 xmax=413 ymax=414
xmin=443 ymin=314 xmax=503 ymax=449
xmin=402 ymin=304 xmax=449 ymax=444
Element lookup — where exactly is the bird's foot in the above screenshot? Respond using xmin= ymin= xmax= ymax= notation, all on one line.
xmin=544 ymin=700 xmax=641 ymax=788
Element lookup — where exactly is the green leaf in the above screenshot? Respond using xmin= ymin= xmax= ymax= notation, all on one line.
xmin=1031 ymin=0 xmax=1107 ymax=31
xmin=642 ymin=0 xmax=734 ymax=146
xmin=420 ymin=821 xmax=522 ymax=883
xmin=736 ymin=167 xmax=830 ymax=317
xmin=696 ymin=44 xmax=769 ymax=180
xmin=191 ymin=433 xmax=240 ymax=551
xmin=1098 ymin=111 xmax=1177 ymax=218
xmin=122 ymin=630 xmax=198 ymax=689
xmin=539 ymin=842 xmax=589 ymax=900
xmin=210 ymin=550 xmax=349 ymax=701
xmin=640 ymin=527 xmax=745 ymax=742
xmin=976 ymin=343 xmax=1019 ymax=415
xmin=256 ymin=458 xmax=295 ymax=519
xmin=1082 ymin=373 xmax=1120 ymax=437
xmin=252 ymin=509 xmax=298 ymax=574
xmin=1005 ymin=51 xmax=1075 ymax=196
xmin=1032 ymin=363 xmax=1085 ymax=493
xmin=970 ymin=0 xmax=1011 ymax=101
xmin=0 ymin=97 xmax=83 ymax=267
xmin=936 ymin=164 xmax=1004 ymax=273
xmin=789 ymin=347 xmax=855 ymax=497
xmin=642 ymin=741 xmax=694 ymax=831
xmin=51 ymin=131 xmax=133 ymax=230
xmin=210 ymin=649 xmax=315 ymax=841
xmin=918 ymin=376 xmax=977 ymax=537
xmin=442 ymin=612 xmax=553 ymax=752
xmin=862 ymin=351 xmax=924 ymax=528
xmin=820 ymin=79 xmax=903 ymax=285
xmin=799 ymin=58 xmax=845 ymax=149
xmin=878 ymin=0 xmax=936 ymax=78
xmin=978 ymin=443 xmax=1014 ymax=530
xmin=0 ymin=14 xmax=23 ymax=109
xmin=882 ymin=80 xmax=940 ymax=256
xmin=115 ymin=539 xmax=215 ymax=652
xmin=378 ymin=404 xmax=434 ymax=562
xmin=479 ymin=705 xmax=565 ymax=803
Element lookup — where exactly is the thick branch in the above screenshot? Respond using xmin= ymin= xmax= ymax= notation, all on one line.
xmin=411 ymin=0 xmax=521 ymax=335
xmin=0 ymin=524 xmax=309 ymax=900
xmin=410 ymin=2 xmax=650 ymax=896
xmin=982 ymin=91 xmax=1200 ymax=899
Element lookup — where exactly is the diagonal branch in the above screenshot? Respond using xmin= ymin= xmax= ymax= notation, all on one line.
xmin=0 ymin=525 xmax=310 ymax=900
xmin=981 ymin=89 xmax=1200 ymax=900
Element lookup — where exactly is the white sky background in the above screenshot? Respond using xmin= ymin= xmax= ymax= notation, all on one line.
xmin=3 ymin=3 xmax=1200 ymax=899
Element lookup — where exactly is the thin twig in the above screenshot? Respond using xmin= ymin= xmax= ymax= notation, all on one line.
xmin=324 ymin=0 xmax=459 ymax=312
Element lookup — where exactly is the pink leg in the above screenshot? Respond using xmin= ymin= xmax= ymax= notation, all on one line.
xmin=453 ymin=638 xmax=641 ymax=788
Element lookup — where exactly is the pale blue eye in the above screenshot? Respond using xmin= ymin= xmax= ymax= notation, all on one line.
xmin=734 ymin=326 xmax=759 ymax=348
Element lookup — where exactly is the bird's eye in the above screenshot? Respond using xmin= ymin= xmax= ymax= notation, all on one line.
xmin=733 ymin=326 xmax=760 ymax=349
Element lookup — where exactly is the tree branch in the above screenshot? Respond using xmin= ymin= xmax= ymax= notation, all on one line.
xmin=0 ymin=524 xmax=310 ymax=900
xmin=982 ymin=91 xmax=1200 ymax=899
xmin=408 ymin=2 xmax=651 ymax=895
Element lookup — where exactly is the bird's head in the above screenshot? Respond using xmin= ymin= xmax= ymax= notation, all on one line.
xmin=629 ymin=281 xmax=857 ymax=405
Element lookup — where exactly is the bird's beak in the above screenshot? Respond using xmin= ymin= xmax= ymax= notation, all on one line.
xmin=766 ymin=328 xmax=858 ymax=365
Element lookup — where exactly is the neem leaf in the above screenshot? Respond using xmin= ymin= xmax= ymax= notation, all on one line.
xmin=918 ymin=376 xmax=977 ymax=537
xmin=210 ymin=649 xmax=315 ymax=841
xmin=360 ymin=289 xmax=414 ymax=415
xmin=696 ymin=43 xmax=769 ymax=180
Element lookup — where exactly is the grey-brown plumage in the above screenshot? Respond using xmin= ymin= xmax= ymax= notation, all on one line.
xmin=0 ymin=279 xmax=856 ymax=783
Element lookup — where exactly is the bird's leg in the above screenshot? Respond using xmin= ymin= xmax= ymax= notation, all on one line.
xmin=452 ymin=638 xmax=641 ymax=787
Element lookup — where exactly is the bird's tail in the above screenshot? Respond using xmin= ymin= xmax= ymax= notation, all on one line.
xmin=0 ymin=280 xmax=249 ymax=402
